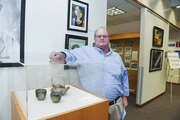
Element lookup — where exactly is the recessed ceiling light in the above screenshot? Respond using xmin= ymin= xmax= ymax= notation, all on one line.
xmin=107 ymin=7 xmax=125 ymax=16
xmin=172 ymin=5 xmax=180 ymax=9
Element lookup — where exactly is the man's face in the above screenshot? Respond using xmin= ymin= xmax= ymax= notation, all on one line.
xmin=95 ymin=28 xmax=109 ymax=50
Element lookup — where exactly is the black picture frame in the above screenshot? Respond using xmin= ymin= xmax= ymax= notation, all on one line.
xmin=64 ymin=34 xmax=88 ymax=70
xmin=0 ymin=0 xmax=25 ymax=67
xmin=149 ymin=49 xmax=163 ymax=72
xmin=67 ymin=0 xmax=89 ymax=33
xmin=152 ymin=26 xmax=164 ymax=47
xmin=65 ymin=34 xmax=88 ymax=50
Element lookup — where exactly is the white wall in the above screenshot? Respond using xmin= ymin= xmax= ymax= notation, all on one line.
xmin=138 ymin=0 xmax=180 ymax=28
xmin=0 ymin=0 xmax=107 ymax=120
xmin=137 ymin=8 xmax=169 ymax=104
xmin=107 ymin=21 xmax=140 ymax=34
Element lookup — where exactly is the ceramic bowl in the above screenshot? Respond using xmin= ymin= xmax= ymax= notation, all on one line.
xmin=35 ymin=89 xmax=47 ymax=101
xmin=50 ymin=92 xmax=62 ymax=103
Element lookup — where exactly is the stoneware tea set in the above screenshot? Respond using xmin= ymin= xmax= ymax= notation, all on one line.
xmin=35 ymin=75 xmax=70 ymax=103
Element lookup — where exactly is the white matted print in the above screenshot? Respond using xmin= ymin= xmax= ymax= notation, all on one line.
xmin=117 ymin=47 xmax=123 ymax=54
xmin=125 ymin=47 xmax=132 ymax=54
xmin=111 ymin=43 xmax=117 ymax=51
xmin=125 ymin=62 xmax=130 ymax=70
xmin=131 ymin=63 xmax=138 ymax=70
xmin=124 ymin=55 xmax=131 ymax=62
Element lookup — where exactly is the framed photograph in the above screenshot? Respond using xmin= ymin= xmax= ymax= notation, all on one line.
xmin=125 ymin=47 xmax=132 ymax=54
xmin=65 ymin=34 xmax=88 ymax=50
xmin=149 ymin=49 xmax=163 ymax=72
xmin=117 ymin=47 xmax=123 ymax=54
xmin=67 ymin=0 xmax=89 ymax=33
xmin=0 ymin=0 xmax=25 ymax=67
xmin=131 ymin=63 xmax=138 ymax=70
xmin=111 ymin=43 xmax=117 ymax=51
xmin=125 ymin=62 xmax=130 ymax=70
xmin=152 ymin=26 xmax=164 ymax=47
xmin=124 ymin=55 xmax=131 ymax=62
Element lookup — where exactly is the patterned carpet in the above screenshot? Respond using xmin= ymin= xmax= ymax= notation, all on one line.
xmin=124 ymin=83 xmax=180 ymax=120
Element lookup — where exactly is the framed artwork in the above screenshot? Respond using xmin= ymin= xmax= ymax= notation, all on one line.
xmin=131 ymin=63 xmax=138 ymax=70
xmin=152 ymin=26 xmax=164 ymax=47
xmin=125 ymin=62 xmax=130 ymax=70
xmin=0 ymin=0 xmax=25 ymax=67
xmin=111 ymin=43 xmax=117 ymax=51
xmin=124 ymin=55 xmax=131 ymax=62
xmin=65 ymin=34 xmax=88 ymax=50
xmin=117 ymin=47 xmax=123 ymax=54
xmin=125 ymin=47 xmax=132 ymax=54
xmin=149 ymin=49 xmax=163 ymax=72
xmin=64 ymin=34 xmax=88 ymax=70
xmin=67 ymin=0 xmax=89 ymax=33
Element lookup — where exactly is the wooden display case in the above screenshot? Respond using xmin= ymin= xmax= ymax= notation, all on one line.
xmin=11 ymin=85 xmax=109 ymax=120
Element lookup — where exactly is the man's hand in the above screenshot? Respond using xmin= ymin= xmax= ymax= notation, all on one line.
xmin=49 ymin=59 xmax=66 ymax=65
xmin=122 ymin=96 xmax=128 ymax=108
xmin=49 ymin=52 xmax=66 ymax=60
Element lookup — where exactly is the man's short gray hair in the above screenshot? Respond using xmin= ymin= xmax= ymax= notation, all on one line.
xmin=94 ymin=27 xmax=110 ymax=39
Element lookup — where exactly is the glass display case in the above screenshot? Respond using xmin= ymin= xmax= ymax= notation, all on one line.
xmin=11 ymin=63 xmax=109 ymax=120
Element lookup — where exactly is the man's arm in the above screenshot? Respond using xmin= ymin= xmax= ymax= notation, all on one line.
xmin=122 ymin=96 xmax=128 ymax=108
xmin=49 ymin=52 xmax=66 ymax=60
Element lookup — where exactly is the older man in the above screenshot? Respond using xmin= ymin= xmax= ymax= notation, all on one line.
xmin=49 ymin=27 xmax=129 ymax=120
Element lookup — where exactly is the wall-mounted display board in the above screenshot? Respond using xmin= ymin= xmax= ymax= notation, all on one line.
xmin=110 ymin=36 xmax=140 ymax=95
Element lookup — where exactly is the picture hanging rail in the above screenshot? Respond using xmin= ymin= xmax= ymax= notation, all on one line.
xmin=0 ymin=0 xmax=25 ymax=67
xmin=67 ymin=0 xmax=89 ymax=33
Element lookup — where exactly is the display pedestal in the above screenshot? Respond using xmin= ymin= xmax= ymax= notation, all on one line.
xmin=11 ymin=85 xmax=109 ymax=120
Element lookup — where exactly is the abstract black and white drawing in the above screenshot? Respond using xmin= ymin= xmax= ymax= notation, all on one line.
xmin=0 ymin=0 xmax=25 ymax=67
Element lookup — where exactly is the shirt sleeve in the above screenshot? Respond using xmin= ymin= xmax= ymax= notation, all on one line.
xmin=119 ymin=56 xmax=129 ymax=97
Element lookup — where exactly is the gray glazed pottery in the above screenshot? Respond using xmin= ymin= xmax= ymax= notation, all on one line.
xmin=50 ymin=75 xmax=70 ymax=95
xmin=35 ymin=89 xmax=47 ymax=101
xmin=50 ymin=92 xmax=62 ymax=103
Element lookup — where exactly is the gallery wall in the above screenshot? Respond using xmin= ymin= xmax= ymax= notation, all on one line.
xmin=0 ymin=0 xmax=107 ymax=120
xmin=137 ymin=8 xmax=169 ymax=105
xmin=137 ymin=0 xmax=180 ymax=28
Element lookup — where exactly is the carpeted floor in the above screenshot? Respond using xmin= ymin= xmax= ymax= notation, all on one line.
xmin=124 ymin=83 xmax=180 ymax=120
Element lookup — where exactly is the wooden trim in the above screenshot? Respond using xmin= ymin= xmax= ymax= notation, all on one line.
xmin=166 ymin=82 xmax=180 ymax=85
xmin=11 ymin=92 xmax=26 ymax=120
xmin=135 ymin=91 xmax=165 ymax=108
xmin=133 ymin=0 xmax=180 ymax=31
xmin=42 ymin=100 xmax=109 ymax=120
xmin=110 ymin=31 xmax=140 ymax=40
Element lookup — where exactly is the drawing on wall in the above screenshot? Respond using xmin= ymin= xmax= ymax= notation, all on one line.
xmin=0 ymin=0 xmax=25 ymax=67
xmin=125 ymin=47 xmax=132 ymax=54
xmin=152 ymin=26 xmax=164 ymax=47
xmin=117 ymin=47 xmax=123 ymax=54
xmin=67 ymin=0 xmax=89 ymax=33
xmin=149 ymin=49 xmax=163 ymax=72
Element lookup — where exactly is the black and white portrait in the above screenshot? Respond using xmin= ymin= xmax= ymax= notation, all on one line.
xmin=0 ymin=0 xmax=21 ymax=63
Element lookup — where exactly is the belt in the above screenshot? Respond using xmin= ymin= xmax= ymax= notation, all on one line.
xmin=109 ymin=96 xmax=121 ymax=106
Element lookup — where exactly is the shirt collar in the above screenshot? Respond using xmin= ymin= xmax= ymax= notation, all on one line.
xmin=95 ymin=46 xmax=112 ymax=56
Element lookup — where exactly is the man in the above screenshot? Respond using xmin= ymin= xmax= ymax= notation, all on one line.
xmin=49 ymin=27 xmax=129 ymax=120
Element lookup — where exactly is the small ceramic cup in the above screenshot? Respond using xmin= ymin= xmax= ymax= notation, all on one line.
xmin=35 ymin=89 xmax=47 ymax=101
xmin=50 ymin=92 xmax=62 ymax=103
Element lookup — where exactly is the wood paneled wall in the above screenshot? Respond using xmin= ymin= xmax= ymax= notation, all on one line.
xmin=110 ymin=32 xmax=140 ymax=95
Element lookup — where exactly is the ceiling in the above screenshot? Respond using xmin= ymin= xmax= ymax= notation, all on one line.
xmin=106 ymin=0 xmax=180 ymax=29
xmin=107 ymin=0 xmax=141 ymax=27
